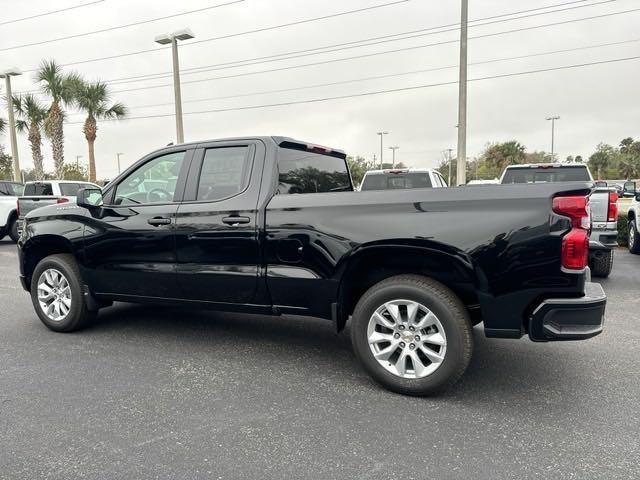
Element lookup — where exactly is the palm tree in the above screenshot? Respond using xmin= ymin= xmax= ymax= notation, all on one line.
xmin=74 ymin=80 xmax=126 ymax=182
xmin=36 ymin=59 xmax=80 ymax=179
xmin=0 ymin=118 xmax=6 ymax=133
xmin=13 ymin=94 xmax=48 ymax=180
xmin=619 ymin=158 xmax=636 ymax=180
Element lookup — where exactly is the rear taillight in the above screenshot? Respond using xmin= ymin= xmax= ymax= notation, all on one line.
xmin=553 ymin=195 xmax=590 ymax=271
xmin=56 ymin=197 xmax=69 ymax=204
xmin=608 ymin=191 xmax=618 ymax=222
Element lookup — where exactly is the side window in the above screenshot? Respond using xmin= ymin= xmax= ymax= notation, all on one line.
xmin=114 ymin=151 xmax=185 ymax=205
xmin=0 ymin=183 xmax=7 ymax=195
xmin=277 ymin=148 xmax=352 ymax=194
xmin=59 ymin=183 xmax=81 ymax=196
xmin=196 ymin=147 xmax=251 ymax=201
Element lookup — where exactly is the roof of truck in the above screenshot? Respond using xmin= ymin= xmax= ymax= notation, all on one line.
xmin=504 ymin=163 xmax=588 ymax=169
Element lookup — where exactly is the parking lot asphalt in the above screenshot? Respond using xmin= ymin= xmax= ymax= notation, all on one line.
xmin=0 ymin=239 xmax=638 ymax=480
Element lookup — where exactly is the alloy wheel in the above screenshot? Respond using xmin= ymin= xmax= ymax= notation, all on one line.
xmin=37 ymin=268 xmax=72 ymax=322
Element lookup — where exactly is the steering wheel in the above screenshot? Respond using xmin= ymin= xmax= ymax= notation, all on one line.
xmin=146 ymin=188 xmax=172 ymax=203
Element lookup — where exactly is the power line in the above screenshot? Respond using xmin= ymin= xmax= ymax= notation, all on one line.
xmin=65 ymin=55 xmax=640 ymax=124
xmin=0 ymin=0 xmax=105 ymax=27
xmin=18 ymin=0 xmax=411 ymax=72
xmin=104 ymin=0 xmax=616 ymax=87
xmin=66 ymin=37 xmax=634 ymax=112
xmin=0 ymin=0 xmax=245 ymax=52
xmin=108 ymin=7 xmax=640 ymax=94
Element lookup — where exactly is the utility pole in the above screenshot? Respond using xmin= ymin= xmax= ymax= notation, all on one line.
xmin=446 ymin=148 xmax=454 ymax=185
xmin=388 ymin=146 xmax=399 ymax=168
xmin=1 ymin=68 xmax=22 ymax=182
xmin=75 ymin=155 xmax=82 ymax=169
xmin=116 ymin=153 xmax=124 ymax=174
xmin=456 ymin=0 xmax=468 ymax=186
xmin=155 ymin=29 xmax=195 ymax=144
xmin=376 ymin=132 xmax=388 ymax=168
xmin=546 ymin=116 xmax=560 ymax=160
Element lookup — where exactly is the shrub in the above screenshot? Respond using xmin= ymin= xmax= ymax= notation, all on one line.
xmin=617 ymin=211 xmax=629 ymax=246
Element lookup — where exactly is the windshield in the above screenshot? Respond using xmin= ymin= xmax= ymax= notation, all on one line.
xmin=23 ymin=182 xmax=53 ymax=196
xmin=360 ymin=172 xmax=433 ymax=191
xmin=501 ymin=166 xmax=591 ymax=184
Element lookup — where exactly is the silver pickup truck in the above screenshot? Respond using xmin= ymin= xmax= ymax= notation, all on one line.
xmin=17 ymin=180 xmax=100 ymax=233
xmin=500 ymin=163 xmax=618 ymax=277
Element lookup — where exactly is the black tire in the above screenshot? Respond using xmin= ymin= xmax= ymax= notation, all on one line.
xmin=350 ymin=275 xmax=473 ymax=396
xmin=8 ymin=216 xmax=19 ymax=243
xmin=629 ymin=220 xmax=640 ymax=254
xmin=30 ymin=254 xmax=96 ymax=332
xmin=590 ymin=249 xmax=614 ymax=278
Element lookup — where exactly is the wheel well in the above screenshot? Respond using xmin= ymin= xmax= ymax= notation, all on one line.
xmin=22 ymin=237 xmax=74 ymax=290
xmin=7 ymin=209 xmax=17 ymax=222
xmin=336 ymin=247 xmax=480 ymax=331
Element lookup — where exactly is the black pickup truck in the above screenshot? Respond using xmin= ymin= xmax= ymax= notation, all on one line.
xmin=17 ymin=137 xmax=606 ymax=395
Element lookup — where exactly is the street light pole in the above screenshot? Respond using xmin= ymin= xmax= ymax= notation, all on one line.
xmin=75 ymin=155 xmax=82 ymax=169
xmin=456 ymin=0 xmax=468 ymax=186
xmin=546 ymin=116 xmax=560 ymax=159
xmin=389 ymin=146 xmax=399 ymax=168
xmin=155 ymin=29 xmax=195 ymax=144
xmin=1 ymin=68 xmax=22 ymax=182
xmin=116 ymin=153 xmax=124 ymax=174
xmin=376 ymin=131 xmax=388 ymax=168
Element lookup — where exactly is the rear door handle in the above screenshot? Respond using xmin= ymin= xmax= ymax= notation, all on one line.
xmin=148 ymin=216 xmax=172 ymax=226
xmin=222 ymin=216 xmax=251 ymax=226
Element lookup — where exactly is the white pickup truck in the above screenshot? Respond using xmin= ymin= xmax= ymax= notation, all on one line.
xmin=0 ymin=180 xmax=24 ymax=242
xmin=500 ymin=163 xmax=618 ymax=278
xmin=16 ymin=180 xmax=100 ymax=236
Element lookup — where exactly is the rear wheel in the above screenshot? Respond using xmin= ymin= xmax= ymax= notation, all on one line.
xmin=629 ymin=220 xmax=640 ymax=254
xmin=30 ymin=254 xmax=96 ymax=332
xmin=590 ymin=249 xmax=614 ymax=278
xmin=350 ymin=275 xmax=473 ymax=396
xmin=8 ymin=216 xmax=19 ymax=242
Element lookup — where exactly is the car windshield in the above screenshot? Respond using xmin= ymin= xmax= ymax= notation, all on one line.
xmin=501 ymin=166 xmax=591 ymax=183
xmin=23 ymin=182 xmax=53 ymax=195
xmin=360 ymin=172 xmax=433 ymax=191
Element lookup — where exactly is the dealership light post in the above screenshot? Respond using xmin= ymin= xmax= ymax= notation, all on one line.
xmin=116 ymin=152 xmax=124 ymax=174
xmin=377 ymin=131 xmax=388 ymax=168
xmin=154 ymin=29 xmax=195 ymax=144
xmin=1 ymin=68 xmax=22 ymax=181
xmin=389 ymin=146 xmax=399 ymax=168
xmin=546 ymin=115 xmax=560 ymax=159
xmin=456 ymin=0 xmax=468 ymax=186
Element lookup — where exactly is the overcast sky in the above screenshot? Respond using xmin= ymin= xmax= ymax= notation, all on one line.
xmin=1 ymin=0 xmax=639 ymax=179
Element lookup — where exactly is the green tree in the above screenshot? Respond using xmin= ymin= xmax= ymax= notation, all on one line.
xmin=36 ymin=59 xmax=81 ymax=178
xmin=61 ymin=162 xmax=88 ymax=181
xmin=347 ymin=155 xmax=372 ymax=186
xmin=73 ymin=80 xmax=127 ymax=182
xmin=481 ymin=141 xmax=527 ymax=173
xmin=588 ymin=143 xmax=617 ymax=180
xmin=619 ymin=158 xmax=635 ymax=179
xmin=0 ymin=146 xmax=12 ymax=180
xmin=13 ymin=94 xmax=48 ymax=180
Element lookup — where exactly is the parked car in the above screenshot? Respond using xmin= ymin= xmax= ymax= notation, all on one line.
xmin=624 ymin=181 xmax=640 ymax=254
xmin=359 ymin=168 xmax=448 ymax=191
xmin=500 ymin=163 xmax=618 ymax=278
xmin=17 ymin=137 xmax=606 ymax=396
xmin=0 ymin=180 xmax=24 ymax=242
xmin=17 ymin=180 xmax=100 ymax=233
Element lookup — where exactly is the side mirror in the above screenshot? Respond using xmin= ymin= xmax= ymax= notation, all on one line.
xmin=77 ymin=187 xmax=103 ymax=208
xmin=623 ymin=181 xmax=637 ymax=198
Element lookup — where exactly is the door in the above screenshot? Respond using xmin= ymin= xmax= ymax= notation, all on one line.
xmin=82 ymin=148 xmax=193 ymax=299
xmin=174 ymin=141 xmax=265 ymax=306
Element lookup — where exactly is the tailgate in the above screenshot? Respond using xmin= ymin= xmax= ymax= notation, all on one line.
xmin=18 ymin=196 xmax=60 ymax=218
xmin=589 ymin=189 xmax=612 ymax=223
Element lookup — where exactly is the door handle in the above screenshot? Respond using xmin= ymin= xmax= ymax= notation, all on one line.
xmin=222 ymin=216 xmax=251 ymax=226
xmin=148 ymin=216 xmax=172 ymax=226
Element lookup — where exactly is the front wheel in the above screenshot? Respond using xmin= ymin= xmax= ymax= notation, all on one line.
xmin=30 ymin=254 xmax=96 ymax=332
xmin=350 ymin=275 xmax=473 ymax=396
xmin=629 ymin=220 xmax=640 ymax=254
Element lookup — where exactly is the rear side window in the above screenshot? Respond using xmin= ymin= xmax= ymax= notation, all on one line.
xmin=277 ymin=148 xmax=352 ymax=194
xmin=361 ymin=173 xmax=433 ymax=191
xmin=196 ymin=147 xmax=251 ymax=201
xmin=502 ymin=167 xmax=591 ymax=184
xmin=24 ymin=182 xmax=53 ymax=195
xmin=59 ymin=183 xmax=81 ymax=196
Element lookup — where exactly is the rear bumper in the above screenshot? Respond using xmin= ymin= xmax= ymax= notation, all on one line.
xmin=589 ymin=223 xmax=618 ymax=250
xmin=528 ymin=282 xmax=606 ymax=341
